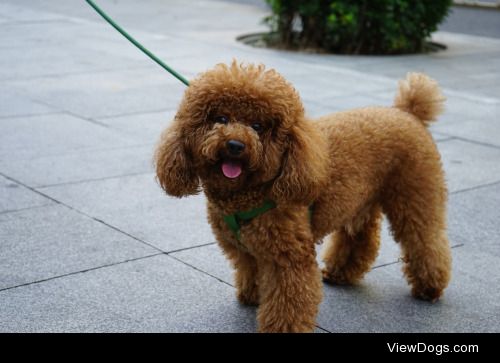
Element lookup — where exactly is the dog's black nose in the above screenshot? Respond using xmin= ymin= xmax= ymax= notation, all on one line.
xmin=226 ymin=140 xmax=245 ymax=155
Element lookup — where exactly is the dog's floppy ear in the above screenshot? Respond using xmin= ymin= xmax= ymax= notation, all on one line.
xmin=154 ymin=121 xmax=199 ymax=197
xmin=271 ymin=118 xmax=328 ymax=204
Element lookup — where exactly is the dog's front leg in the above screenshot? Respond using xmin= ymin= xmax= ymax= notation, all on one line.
xmin=256 ymin=257 xmax=322 ymax=333
xmin=216 ymin=239 xmax=259 ymax=306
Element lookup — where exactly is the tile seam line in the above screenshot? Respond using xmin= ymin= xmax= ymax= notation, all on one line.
xmin=96 ymin=107 xmax=177 ymax=120
xmin=0 ymin=203 xmax=54 ymax=216
xmin=35 ymin=170 xmax=155 ymax=189
xmin=451 ymin=135 xmax=500 ymax=150
xmin=1 ymin=142 xmax=156 ymax=159
xmin=2 ymin=180 xmax=229 ymax=263
xmin=0 ymin=172 xmax=164 ymax=254
xmin=450 ymin=180 xmax=500 ymax=195
xmin=166 ymin=241 xmax=217 ymax=254
xmin=0 ymin=253 xmax=164 ymax=293
xmin=0 ymin=18 xmax=79 ymax=27
xmin=371 ymin=244 xmax=465 ymax=271
xmin=31 ymin=103 xmax=167 ymax=135
xmin=0 ymin=64 xmax=153 ymax=83
xmin=0 ymin=111 xmax=63 ymax=120
xmin=9 ymin=98 xmax=114 ymax=130
xmin=434 ymin=136 xmax=455 ymax=143
xmin=61 ymin=110 xmax=114 ymax=129
xmin=163 ymin=252 xmax=335 ymax=335
xmin=167 ymin=254 xmax=233 ymax=287
xmin=316 ymin=326 xmax=332 ymax=333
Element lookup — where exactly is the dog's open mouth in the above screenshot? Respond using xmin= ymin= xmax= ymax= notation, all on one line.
xmin=221 ymin=160 xmax=243 ymax=179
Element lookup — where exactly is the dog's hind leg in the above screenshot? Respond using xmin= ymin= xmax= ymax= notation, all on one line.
xmin=321 ymin=206 xmax=382 ymax=285
xmin=382 ymin=160 xmax=452 ymax=302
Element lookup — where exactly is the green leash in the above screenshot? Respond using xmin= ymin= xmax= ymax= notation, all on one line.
xmin=85 ymin=0 xmax=190 ymax=87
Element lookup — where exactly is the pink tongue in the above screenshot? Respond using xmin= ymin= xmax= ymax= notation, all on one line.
xmin=222 ymin=161 xmax=242 ymax=179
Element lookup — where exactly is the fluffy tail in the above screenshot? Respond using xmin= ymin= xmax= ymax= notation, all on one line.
xmin=394 ymin=73 xmax=445 ymax=127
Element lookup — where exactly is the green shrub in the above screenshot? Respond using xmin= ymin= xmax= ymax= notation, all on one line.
xmin=264 ymin=0 xmax=452 ymax=54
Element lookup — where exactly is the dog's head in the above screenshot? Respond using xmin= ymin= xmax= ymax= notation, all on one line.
xmin=155 ymin=61 xmax=328 ymax=204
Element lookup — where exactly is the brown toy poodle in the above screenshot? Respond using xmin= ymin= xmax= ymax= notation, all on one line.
xmin=154 ymin=61 xmax=451 ymax=333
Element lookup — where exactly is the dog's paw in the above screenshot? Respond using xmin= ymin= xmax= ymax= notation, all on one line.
xmin=411 ymin=286 xmax=443 ymax=303
xmin=321 ymin=268 xmax=357 ymax=285
xmin=258 ymin=321 xmax=315 ymax=333
xmin=237 ymin=287 xmax=259 ymax=306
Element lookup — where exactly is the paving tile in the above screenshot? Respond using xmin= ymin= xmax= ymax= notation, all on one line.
xmin=433 ymin=118 xmax=500 ymax=149
xmin=305 ymin=96 xmax=391 ymax=119
xmin=173 ymin=243 xmax=495 ymax=332
xmin=440 ymin=94 xmax=500 ymax=121
xmin=0 ymin=204 xmax=157 ymax=290
xmin=0 ymin=113 xmax=137 ymax=161
xmin=314 ymin=94 xmax=394 ymax=113
xmin=0 ymin=89 xmax=58 ymax=118
xmin=0 ymin=144 xmax=155 ymax=188
xmin=337 ymin=56 xmax=460 ymax=84
xmin=365 ymin=87 xmax=500 ymax=123
xmin=98 ymin=109 xmax=176 ymax=144
xmin=317 ymin=247 xmax=500 ymax=332
xmin=170 ymin=243 xmax=231 ymax=284
xmin=287 ymin=70 xmax=394 ymax=103
xmin=0 ymin=41 xmax=138 ymax=82
xmin=0 ymin=20 xmax=69 ymax=49
xmin=39 ymin=173 xmax=214 ymax=252
xmin=0 ymin=254 xmax=256 ymax=332
xmin=0 ymin=3 xmax=64 ymax=22
xmin=0 ymin=20 xmax=156 ymax=80
xmin=6 ymin=67 xmax=186 ymax=119
xmin=0 ymin=175 xmax=52 ymax=213
xmin=472 ymin=83 xmax=500 ymax=99
xmin=448 ymin=183 xmax=500 ymax=258
xmin=437 ymin=139 xmax=500 ymax=193
xmin=0 ymin=14 xmax=9 ymax=25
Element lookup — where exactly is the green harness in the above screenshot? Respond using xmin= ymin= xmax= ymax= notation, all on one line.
xmin=223 ymin=200 xmax=314 ymax=241
xmin=223 ymin=200 xmax=277 ymax=241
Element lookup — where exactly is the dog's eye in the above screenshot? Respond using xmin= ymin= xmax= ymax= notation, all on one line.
xmin=214 ymin=115 xmax=229 ymax=124
xmin=251 ymin=123 xmax=263 ymax=133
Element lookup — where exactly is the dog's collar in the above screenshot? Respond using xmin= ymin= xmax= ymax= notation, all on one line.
xmin=223 ymin=200 xmax=277 ymax=241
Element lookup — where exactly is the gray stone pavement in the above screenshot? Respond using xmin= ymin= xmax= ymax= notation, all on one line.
xmin=441 ymin=5 xmax=500 ymax=39
xmin=1 ymin=0 xmax=499 ymax=332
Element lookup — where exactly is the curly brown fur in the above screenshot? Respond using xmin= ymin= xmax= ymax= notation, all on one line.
xmin=155 ymin=61 xmax=452 ymax=332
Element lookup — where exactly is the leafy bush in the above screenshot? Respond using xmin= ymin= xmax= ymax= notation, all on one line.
xmin=264 ymin=0 xmax=452 ymax=54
